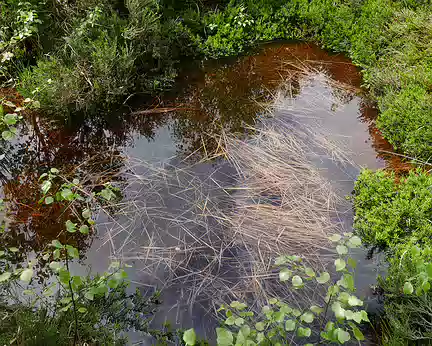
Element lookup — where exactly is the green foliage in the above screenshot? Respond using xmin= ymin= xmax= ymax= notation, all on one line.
xmin=354 ymin=169 xmax=432 ymax=343
xmin=353 ymin=169 xmax=432 ymax=248
xmin=184 ymin=233 xmax=368 ymax=345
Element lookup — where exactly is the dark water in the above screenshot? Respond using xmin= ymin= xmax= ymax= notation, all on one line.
xmin=0 ymin=42 xmax=400 ymax=342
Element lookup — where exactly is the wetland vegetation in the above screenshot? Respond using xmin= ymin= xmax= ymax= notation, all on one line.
xmin=1 ymin=0 xmax=432 ymax=344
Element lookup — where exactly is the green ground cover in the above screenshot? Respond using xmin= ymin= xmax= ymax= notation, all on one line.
xmin=2 ymin=0 xmax=432 ymax=344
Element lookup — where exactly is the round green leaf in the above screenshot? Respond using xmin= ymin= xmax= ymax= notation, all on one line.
xmin=348 ymin=236 xmax=362 ymax=248
xmin=329 ymin=234 xmax=341 ymax=242
xmin=20 ymin=268 xmax=33 ymax=283
xmin=4 ymin=113 xmax=17 ymax=125
xmin=82 ymin=208 xmax=91 ymax=219
xmin=216 ymin=328 xmax=233 ymax=346
xmin=285 ymin=319 xmax=296 ymax=331
xmin=65 ymin=220 xmax=76 ymax=233
xmin=301 ymin=312 xmax=314 ymax=323
xmin=336 ymin=245 xmax=348 ymax=255
xmin=183 ymin=328 xmax=196 ymax=346
xmin=335 ymin=258 xmax=346 ymax=271
xmin=78 ymin=307 xmax=87 ymax=313
xmin=292 ymin=275 xmax=303 ymax=288
xmin=255 ymin=322 xmax=265 ymax=332
xmin=79 ymin=225 xmax=89 ymax=234
xmin=316 ymin=272 xmax=330 ymax=284
xmin=310 ymin=305 xmax=324 ymax=315
xmin=61 ymin=188 xmax=74 ymax=201
xmin=45 ymin=196 xmax=54 ymax=204
xmin=2 ymin=130 xmax=14 ymax=141
xmin=297 ymin=327 xmax=311 ymax=337
xmin=279 ymin=268 xmax=292 ymax=282
xmin=49 ymin=261 xmax=62 ymax=271
xmin=336 ymin=329 xmax=351 ymax=343
xmin=304 ymin=267 xmax=315 ymax=277
xmin=403 ymin=282 xmax=414 ymax=294
xmin=348 ymin=295 xmax=363 ymax=307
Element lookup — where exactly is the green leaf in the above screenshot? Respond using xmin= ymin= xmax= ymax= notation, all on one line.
xmin=230 ymin=301 xmax=247 ymax=310
xmin=71 ymin=276 xmax=82 ymax=290
xmin=49 ymin=261 xmax=62 ymax=271
xmin=292 ymin=308 xmax=301 ymax=317
xmin=301 ymin=312 xmax=314 ymax=323
xmin=50 ymin=168 xmax=59 ymax=174
xmin=336 ymin=329 xmax=351 ymax=343
xmin=304 ymin=267 xmax=315 ymax=277
xmin=329 ymin=234 xmax=341 ymax=242
xmin=82 ymin=208 xmax=91 ymax=219
xmin=58 ymin=269 xmax=71 ymax=285
xmin=338 ymin=273 xmax=355 ymax=291
xmin=335 ymin=258 xmax=346 ymax=271
xmin=403 ymin=282 xmax=414 ymax=294
xmin=41 ymin=180 xmax=52 ymax=194
xmin=225 ymin=316 xmax=236 ymax=325
xmin=348 ymin=236 xmax=362 ymax=248
xmin=256 ymin=333 xmax=265 ymax=343
xmin=347 ymin=257 xmax=357 ymax=269
xmin=310 ymin=305 xmax=324 ymax=315
xmin=274 ymin=311 xmax=285 ymax=322
xmin=331 ymin=302 xmax=345 ymax=319
xmin=348 ymin=295 xmax=363 ymax=307
xmin=100 ymin=188 xmax=115 ymax=201
xmin=78 ymin=307 xmax=87 ymax=313
xmin=45 ymin=196 xmax=54 ymax=204
xmin=316 ymin=272 xmax=330 ymax=284
xmin=61 ymin=188 xmax=74 ymax=201
xmin=216 ymin=328 xmax=233 ymax=345
xmin=0 ymin=272 xmax=11 ymax=282
xmin=269 ymin=298 xmax=278 ymax=305
xmin=336 ymin=245 xmax=348 ymax=255
xmin=4 ymin=113 xmax=17 ymax=125
xmin=285 ymin=319 xmax=296 ymax=331
xmin=183 ymin=329 xmax=196 ymax=346
xmin=292 ymin=275 xmax=303 ymax=288
xmin=275 ymin=256 xmax=289 ymax=265
xmin=279 ymin=268 xmax=292 ymax=282
xmin=234 ymin=317 xmax=244 ymax=326
xmin=255 ymin=322 xmax=265 ymax=331
xmin=79 ymin=225 xmax=89 ymax=234
xmin=2 ymin=130 xmax=14 ymax=140
xmin=9 ymin=247 xmax=19 ymax=252
xmin=297 ymin=327 xmax=311 ymax=337
xmin=66 ymin=245 xmax=79 ymax=259
xmin=85 ymin=291 xmax=94 ymax=301
xmin=20 ymin=268 xmax=33 ymax=283
xmin=351 ymin=326 xmax=365 ymax=341
xmin=65 ymin=220 xmax=77 ymax=233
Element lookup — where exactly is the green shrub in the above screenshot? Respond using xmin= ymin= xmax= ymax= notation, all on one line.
xmin=353 ymin=169 xmax=432 ymax=248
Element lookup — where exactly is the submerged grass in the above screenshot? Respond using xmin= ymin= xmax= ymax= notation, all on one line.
xmin=94 ymin=74 xmax=357 ymax=323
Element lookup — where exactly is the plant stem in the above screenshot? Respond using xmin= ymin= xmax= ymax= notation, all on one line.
xmin=65 ymin=252 xmax=79 ymax=345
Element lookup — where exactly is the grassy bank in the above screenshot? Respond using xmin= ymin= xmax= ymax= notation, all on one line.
xmin=2 ymin=0 xmax=432 ymax=344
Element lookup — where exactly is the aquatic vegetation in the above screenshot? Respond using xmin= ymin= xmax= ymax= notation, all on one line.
xmin=183 ymin=233 xmax=368 ymax=345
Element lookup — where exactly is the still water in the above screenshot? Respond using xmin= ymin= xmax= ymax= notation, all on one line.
xmin=0 ymin=42 xmax=399 ymax=343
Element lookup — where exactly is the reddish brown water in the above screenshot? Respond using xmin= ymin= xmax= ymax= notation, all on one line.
xmin=0 ymin=42 xmax=403 ymax=340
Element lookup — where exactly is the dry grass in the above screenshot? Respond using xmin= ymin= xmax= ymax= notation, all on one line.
xmin=94 ymin=107 xmax=353 ymax=322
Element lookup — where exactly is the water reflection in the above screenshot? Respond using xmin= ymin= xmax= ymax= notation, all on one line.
xmin=0 ymin=42 xmax=405 ymax=283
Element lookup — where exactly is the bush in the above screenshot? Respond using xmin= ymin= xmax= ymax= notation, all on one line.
xmin=353 ymin=169 xmax=432 ymax=248
xmin=353 ymin=169 xmax=432 ymax=344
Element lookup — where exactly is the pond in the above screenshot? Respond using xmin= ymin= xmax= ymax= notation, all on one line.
xmin=0 ymin=42 xmax=399 ymax=342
